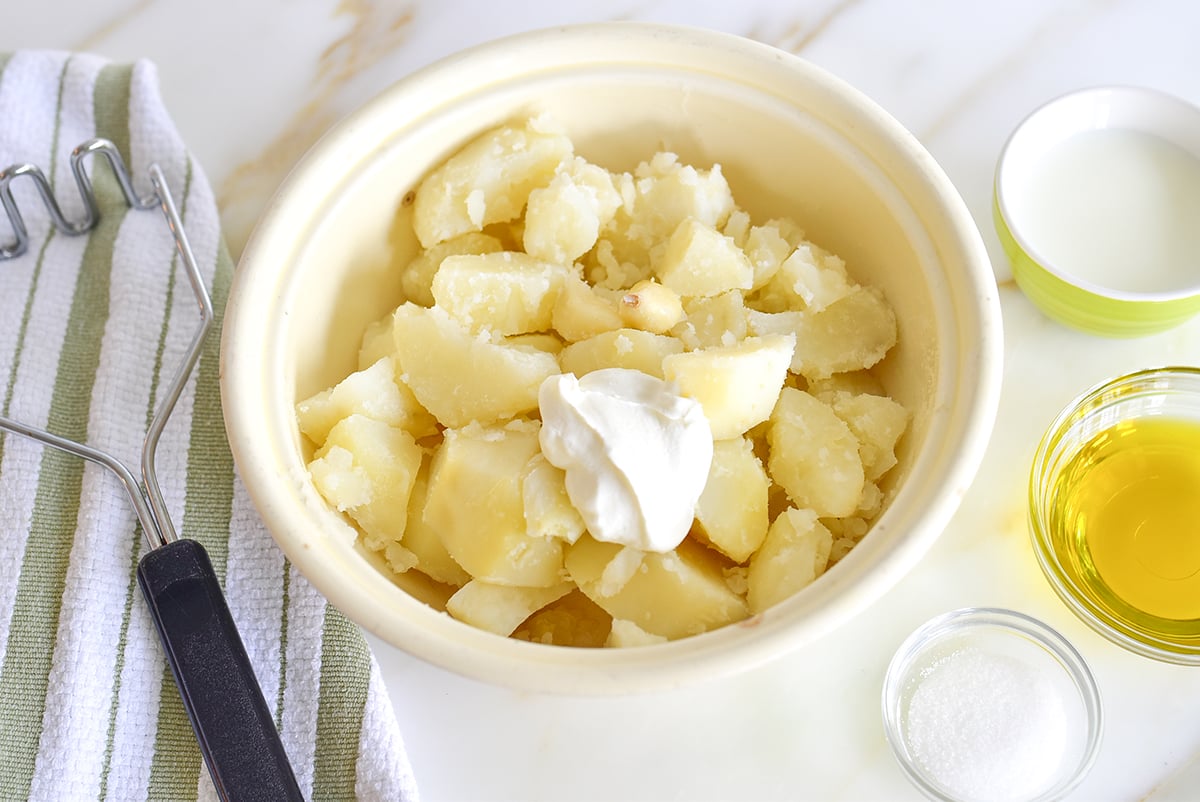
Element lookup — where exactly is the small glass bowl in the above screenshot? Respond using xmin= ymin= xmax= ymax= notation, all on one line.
xmin=1030 ymin=366 xmax=1200 ymax=663
xmin=882 ymin=608 xmax=1102 ymax=802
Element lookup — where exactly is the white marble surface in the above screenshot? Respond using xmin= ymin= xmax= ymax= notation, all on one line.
xmin=7 ymin=2 xmax=1200 ymax=800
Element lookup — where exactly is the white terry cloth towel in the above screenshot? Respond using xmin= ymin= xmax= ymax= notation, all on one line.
xmin=0 ymin=50 xmax=418 ymax=802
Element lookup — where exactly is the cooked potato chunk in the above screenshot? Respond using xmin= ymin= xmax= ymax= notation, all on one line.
xmin=694 ymin=437 xmax=770 ymax=563
xmin=392 ymin=303 xmax=559 ymax=427
xmin=550 ymin=275 xmax=625 ymax=342
xmin=789 ymin=287 xmax=899 ymax=380
xmin=522 ymin=454 xmax=585 ymax=544
xmin=559 ymin=328 xmax=683 ymax=379
xmin=783 ymin=243 xmax=854 ymax=312
xmin=747 ymin=285 xmax=897 ymax=380
xmin=744 ymin=309 xmax=801 ymax=350
xmin=383 ymin=543 xmax=419 ymax=574
xmin=768 ymin=388 xmax=865 ymax=517
xmin=806 ymin=370 xmax=886 ymax=402
xmin=676 ymin=290 xmax=748 ymax=350
xmin=512 ymin=590 xmax=613 ymax=647
xmin=857 ymin=480 xmax=885 ymax=519
xmin=584 ymin=236 xmax=653 ymax=291
xmin=401 ymin=457 xmax=471 ymax=587
xmin=424 ymin=420 xmax=564 ymax=587
xmin=412 ymin=118 xmax=573 ymax=248
xmin=565 ymin=536 xmax=748 ymax=639
xmin=764 ymin=216 xmax=807 ymax=248
xmin=753 ymin=241 xmax=853 ymax=313
xmin=523 ymin=174 xmax=602 ymax=264
xmin=523 ymin=161 xmax=621 ymax=264
xmin=722 ymin=208 xmax=752 ymax=247
xmin=747 ymin=507 xmax=833 ymax=614
xmin=606 ymin=619 xmax=668 ymax=647
xmin=503 ymin=332 xmax=564 ymax=355
xmin=656 ymin=219 xmax=754 ymax=298
xmin=829 ymin=391 xmax=910 ymax=481
xmin=308 ymin=414 xmax=423 ymax=550
xmin=357 ymin=314 xmax=395 ymax=369
xmin=662 ymin=334 xmax=795 ymax=440
xmin=623 ymin=152 xmax=735 ymax=250
xmin=446 ymin=579 xmax=574 ymax=636
xmin=742 ymin=224 xmax=792 ymax=290
xmin=400 ymin=232 xmax=505 ymax=307
xmin=296 ymin=357 xmax=438 ymax=445
xmin=563 ymin=158 xmax=624 ymax=221
xmin=432 ymin=251 xmax=571 ymax=335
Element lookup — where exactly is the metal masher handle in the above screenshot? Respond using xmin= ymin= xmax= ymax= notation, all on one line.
xmin=138 ymin=540 xmax=303 ymax=802
xmin=1 ymin=141 xmax=304 ymax=799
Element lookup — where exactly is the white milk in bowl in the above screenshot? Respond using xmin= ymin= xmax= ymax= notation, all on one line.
xmin=1013 ymin=127 xmax=1200 ymax=294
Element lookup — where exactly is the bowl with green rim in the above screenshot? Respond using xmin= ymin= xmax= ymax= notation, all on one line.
xmin=994 ymin=86 xmax=1200 ymax=337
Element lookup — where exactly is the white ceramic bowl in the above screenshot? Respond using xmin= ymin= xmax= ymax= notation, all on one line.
xmin=222 ymin=23 xmax=1004 ymax=693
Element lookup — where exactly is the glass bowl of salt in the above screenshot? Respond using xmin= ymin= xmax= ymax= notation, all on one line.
xmin=882 ymin=608 xmax=1102 ymax=802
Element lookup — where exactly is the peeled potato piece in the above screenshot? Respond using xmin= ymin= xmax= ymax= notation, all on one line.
xmin=551 ymin=276 xmax=625 ymax=342
xmin=656 ymin=218 xmax=754 ymax=298
xmin=747 ymin=507 xmax=834 ymax=614
xmin=521 ymin=454 xmax=586 ymax=544
xmin=392 ymin=303 xmax=559 ymax=428
xmin=662 ymin=334 xmax=795 ymax=440
xmin=565 ymin=536 xmax=748 ymax=639
xmin=523 ymin=161 xmax=621 ymax=264
xmin=296 ymin=357 xmax=437 ymax=445
xmin=307 ymin=414 xmax=422 ymax=551
xmin=400 ymin=232 xmax=504 ymax=308
xmin=401 ymin=456 xmax=471 ymax=588
xmin=676 ymin=290 xmax=748 ymax=350
xmin=768 ymin=387 xmax=866 ymax=518
xmin=694 ymin=436 xmax=770 ymax=563
xmin=797 ymin=286 xmax=896 ymax=380
xmin=512 ymin=590 xmax=613 ymax=647
xmin=829 ymin=391 xmax=910 ymax=481
xmin=431 ymin=251 xmax=572 ymax=336
xmin=424 ymin=420 xmax=564 ymax=588
xmin=558 ymin=328 xmax=683 ymax=379
xmin=412 ymin=118 xmax=572 ymax=248
xmin=606 ymin=619 xmax=668 ymax=647
xmin=446 ymin=579 xmax=574 ymax=636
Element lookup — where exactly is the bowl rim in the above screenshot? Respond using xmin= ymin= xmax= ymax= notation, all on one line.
xmin=881 ymin=607 xmax=1103 ymax=802
xmin=993 ymin=84 xmax=1200 ymax=304
xmin=1028 ymin=365 xmax=1200 ymax=664
xmin=222 ymin=20 xmax=1005 ymax=693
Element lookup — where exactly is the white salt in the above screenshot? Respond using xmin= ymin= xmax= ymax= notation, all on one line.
xmin=904 ymin=646 xmax=1068 ymax=802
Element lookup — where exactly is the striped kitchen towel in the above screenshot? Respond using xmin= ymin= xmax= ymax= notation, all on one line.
xmin=0 ymin=51 xmax=418 ymax=801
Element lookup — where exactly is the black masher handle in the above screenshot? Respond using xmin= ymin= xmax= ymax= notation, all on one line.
xmin=138 ymin=538 xmax=304 ymax=802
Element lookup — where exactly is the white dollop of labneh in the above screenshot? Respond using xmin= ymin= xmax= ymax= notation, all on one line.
xmin=537 ymin=368 xmax=713 ymax=553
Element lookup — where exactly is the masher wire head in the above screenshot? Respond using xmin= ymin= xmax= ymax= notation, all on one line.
xmin=0 ymin=138 xmax=213 ymax=550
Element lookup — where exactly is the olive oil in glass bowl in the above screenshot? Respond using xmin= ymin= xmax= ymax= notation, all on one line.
xmin=1030 ymin=367 xmax=1200 ymax=662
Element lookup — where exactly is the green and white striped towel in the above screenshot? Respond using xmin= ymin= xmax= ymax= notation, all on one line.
xmin=0 ymin=51 xmax=418 ymax=801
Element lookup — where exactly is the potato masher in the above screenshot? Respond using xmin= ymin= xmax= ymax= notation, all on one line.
xmin=0 ymin=140 xmax=302 ymax=801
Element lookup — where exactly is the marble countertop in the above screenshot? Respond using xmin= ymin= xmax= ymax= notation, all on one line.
xmin=8 ymin=2 xmax=1200 ymax=800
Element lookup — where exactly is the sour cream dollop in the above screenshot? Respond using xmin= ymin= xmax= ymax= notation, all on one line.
xmin=537 ymin=368 xmax=713 ymax=553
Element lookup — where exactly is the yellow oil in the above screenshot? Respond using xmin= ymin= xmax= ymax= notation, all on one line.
xmin=1052 ymin=417 xmax=1200 ymax=626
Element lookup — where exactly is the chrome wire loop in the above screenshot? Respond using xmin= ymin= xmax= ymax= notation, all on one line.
xmin=0 ymin=140 xmax=212 ymax=551
xmin=0 ymin=138 xmax=157 ymax=259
